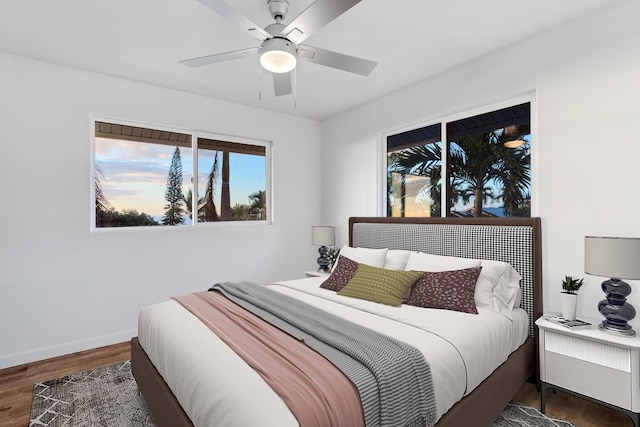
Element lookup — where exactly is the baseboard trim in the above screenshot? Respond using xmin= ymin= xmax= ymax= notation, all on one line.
xmin=0 ymin=329 xmax=136 ymax=370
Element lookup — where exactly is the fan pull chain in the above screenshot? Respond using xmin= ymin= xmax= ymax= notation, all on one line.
xmin=258 ymin=60 xmax=262 ymax=101
xmin=293 ymin=67 xmax=297 ymax=109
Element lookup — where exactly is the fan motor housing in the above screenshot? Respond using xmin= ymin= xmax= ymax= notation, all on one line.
xmin=267 ymin=0 xmax=289 ymax=21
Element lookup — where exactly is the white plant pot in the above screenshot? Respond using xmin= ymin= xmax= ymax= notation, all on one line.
xmin=561 ymin=292 xmax=578 ymax=320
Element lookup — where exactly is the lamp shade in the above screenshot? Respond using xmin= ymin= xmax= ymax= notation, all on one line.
xmin=585 ymin=236 xmax=640 ymax=279
xmin=312 ymin=226 xmax=335 ymax=246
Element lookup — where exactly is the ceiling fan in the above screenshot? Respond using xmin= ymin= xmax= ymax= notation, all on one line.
xmin=181 ymin=0 xmax=377 ymax=96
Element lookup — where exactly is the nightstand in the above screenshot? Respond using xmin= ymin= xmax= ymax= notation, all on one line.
xmin=536 ymin=316 xmax=640 ymax=427
xmin=304 ymin=270 xmax=330 ymax=278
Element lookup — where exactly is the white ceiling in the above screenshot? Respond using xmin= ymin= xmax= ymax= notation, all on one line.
xmin=0 ymin=0 xmax=622 ymax=120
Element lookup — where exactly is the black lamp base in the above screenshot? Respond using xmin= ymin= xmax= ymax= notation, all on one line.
xmin=316 ymin=245 xmax=330 ymax=273
xmin=598 ymin=278 xmax=636 ymax=338
xmin=598 ymin=322 xmax=636 ymax=337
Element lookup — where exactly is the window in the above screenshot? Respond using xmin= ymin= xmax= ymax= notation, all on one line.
xmin=93 ymin=120 xmax=270 ymax=228
xmin=387 ymin=102 xmax=531 ymax=218
xmin=196 ymin=138 xmax=267 ymax=222
xmin=387 ymin=123 xmax=442 ymax=217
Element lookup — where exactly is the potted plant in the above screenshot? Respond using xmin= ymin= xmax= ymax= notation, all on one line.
xmin=561 ymin=275 xmax=584 ymax=320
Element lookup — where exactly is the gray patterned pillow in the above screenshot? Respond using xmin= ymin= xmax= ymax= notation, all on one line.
xmin=320 ymin=255 xmax=359 ymax=291
xmin=406 ymin=267 xmax=482 ymax=314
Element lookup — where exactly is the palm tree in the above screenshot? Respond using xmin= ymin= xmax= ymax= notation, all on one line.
xmin=201 ymin=150 xmax=232 ymax=221
xmin=248 ymin=190 xmax=266 ymax=220
xmin=201 ymin=152 xmax=219 ymax=221
xmin=389 ymin=127 xmax=530 ymax=217
xmin=182 ymin=188 xmax=204 ymax=222
xmin=389 ymin=144 xmax=443 ymax=216
xmin=94 ymin=164 xmax=112 ymax=227
xmin=451 ymin=130 xmax=530 ymax=217
xmin=220 ymin=151 xmax=231 ymax=221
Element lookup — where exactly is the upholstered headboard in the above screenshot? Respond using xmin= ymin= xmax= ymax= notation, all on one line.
xmin=349 ymin=217 xmax=542 ymax=338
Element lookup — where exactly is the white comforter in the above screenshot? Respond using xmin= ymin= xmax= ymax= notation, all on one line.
xmin=138 ymin=277 xmax=528 ymax=427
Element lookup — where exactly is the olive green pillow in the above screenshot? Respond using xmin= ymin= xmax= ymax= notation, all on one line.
xmin=337 ymin=264 xmax=424 ymax=307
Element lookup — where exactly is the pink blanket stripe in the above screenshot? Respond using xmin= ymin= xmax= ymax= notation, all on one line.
xmin=173 ymin=291 xmax=365 ymax=427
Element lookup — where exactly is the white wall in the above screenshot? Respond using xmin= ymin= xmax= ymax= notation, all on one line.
xmin=322 ymin=1 xmax=640 ymax=325
xmin=0 ymin=53 xmax=322 ymax=369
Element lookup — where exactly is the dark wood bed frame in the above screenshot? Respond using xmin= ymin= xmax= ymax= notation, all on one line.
xmin=131 ymin=216 xmax=542 ymax=427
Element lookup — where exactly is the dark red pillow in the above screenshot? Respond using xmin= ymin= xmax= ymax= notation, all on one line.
xmin=406 ymin=267 xmax=482 ymax=314
xmin=320 ymin=255 xmax=359 ymax=291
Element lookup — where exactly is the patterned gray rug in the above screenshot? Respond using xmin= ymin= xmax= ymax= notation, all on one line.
xmin=30 ymin=361 xmax=152 ymax=426
xmin=30 ymin=361 xmax=575 ymax=426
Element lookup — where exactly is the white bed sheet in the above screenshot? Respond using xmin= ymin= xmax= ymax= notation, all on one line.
xmin=138 ymin=277 xmax=528 ymax=427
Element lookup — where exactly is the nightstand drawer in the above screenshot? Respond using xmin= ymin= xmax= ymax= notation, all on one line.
xmin=545 ymin=330 xmax=631 ymax=372
xmin=546 ymin=351 xmax=631 ymax=409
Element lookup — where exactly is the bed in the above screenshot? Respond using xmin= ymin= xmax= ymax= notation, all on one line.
xmin=131 ymin=216 xmax=542 ymax=427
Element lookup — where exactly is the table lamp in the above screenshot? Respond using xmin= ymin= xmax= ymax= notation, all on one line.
xmin=312 ymin=226 xmax=335 ymax=273
xmin=585 ymin=236 xmax=640 ymax=337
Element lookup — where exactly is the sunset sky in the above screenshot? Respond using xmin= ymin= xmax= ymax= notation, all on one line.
xmin=95 ymin=137 xmax=265 ymax=218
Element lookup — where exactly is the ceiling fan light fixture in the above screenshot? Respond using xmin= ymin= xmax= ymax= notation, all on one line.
xmin=260 ymin=38 xmax=297 ymax=73
xmin=504 ymin=139 xmax=526 ymax=148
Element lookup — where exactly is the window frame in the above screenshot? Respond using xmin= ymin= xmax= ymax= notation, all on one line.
xmin=90 ymin=116 xmax=273 ymax=231
xmin=379 ymin=94 xmax=537 ymax=217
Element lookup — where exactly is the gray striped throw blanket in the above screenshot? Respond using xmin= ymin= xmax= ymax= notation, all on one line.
xmin=209 ymin=282 xmax=437 ymax=427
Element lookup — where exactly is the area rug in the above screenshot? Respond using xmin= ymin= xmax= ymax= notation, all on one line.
xmin=30 ymin=361 xmax=575 ymax=426
xmin=29 ymin=361 xmax=152 ymax=426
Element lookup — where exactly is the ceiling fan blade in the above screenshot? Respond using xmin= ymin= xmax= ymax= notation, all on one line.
xmin=298 ymin=45 xmax=376 ymax=76
xmin=197 ymin=0 xmax=270 ymax=41
xmin=180 ymin=47 xmax=259 ymax=67
xmin=281 ymin=0 xmax=361 ymax=44
xmin=272 ymin=72 xmax=293 ymax=96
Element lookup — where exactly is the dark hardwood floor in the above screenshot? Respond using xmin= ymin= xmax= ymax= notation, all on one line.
xmin=514 ymin=382 xmax=632 ymax=427
xmin=0 ymin=341 xmax=632 ymax=427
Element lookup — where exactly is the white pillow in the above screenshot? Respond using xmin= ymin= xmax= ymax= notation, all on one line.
xmin=383 ymin=250 xmax=413 ymax=271
xmin=514 ymin=287 xmax=522 ymax=309
xmin=473 ymin=259 xmax=522 ymax=319
xmin=404 ymin=252 xmax=521 ymax=319
xmin=333 ymin=246 xmax=388 ymax=271
xmin=404 ymin=252 xmax=481 ymax=272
